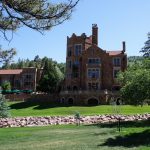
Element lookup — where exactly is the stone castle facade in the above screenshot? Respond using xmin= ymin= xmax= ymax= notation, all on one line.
xmin=0 ymin=68 xmax=42 ymax=91
xmin=59 ymin=24 xmax=127 ymax=105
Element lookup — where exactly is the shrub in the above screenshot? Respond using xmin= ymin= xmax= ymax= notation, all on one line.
xmin=2 ymin=81 xmax=11 ymax=90
xmin=0 ymin=94 xmax=11 ymax=118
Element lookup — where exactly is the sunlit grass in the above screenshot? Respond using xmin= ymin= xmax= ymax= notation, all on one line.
xmin=8 ymin=101 xmax=150 ymax=117
xmin=0 ymin=123 xmax=149 ymax=150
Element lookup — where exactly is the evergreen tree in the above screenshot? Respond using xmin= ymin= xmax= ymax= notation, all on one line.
xmin=0 ymin=0 xmax=79 ymax=65
xmin=0 ymin=46 xmax=16 ymax=66
xmin=140 ymin=32 xmax=150 ymax=57
xmin=38 ymin=58 xmax=64 ymax=93
xmin=0 ymin=0 xmax=80 ymax=40
xmin=34 ymin=55 xmax=41 ymax=68
xmin=0 ymin=94 xmax=10 ymax=118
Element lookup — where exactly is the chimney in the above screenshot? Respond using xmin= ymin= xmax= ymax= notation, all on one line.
xmin=122 ymin=41 xmax=126 ymax=52
xmin=92 ymin=24 xmax=98 ymax=45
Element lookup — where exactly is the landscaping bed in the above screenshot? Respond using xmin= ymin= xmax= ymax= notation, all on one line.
xmin=0 ymin=113 xmax=149 ymax=128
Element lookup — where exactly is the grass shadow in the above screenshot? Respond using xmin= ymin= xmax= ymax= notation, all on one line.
xmin=85 ymin=119 xmax=150 ymax=128
xmin=100 ymin=119 xmax=150 ymax=128
xmin=99 ymin=129 xmax=150 ymax=148
xmin=9 ymin=100 xmax=86 ymax=110
xmin=9 ymin=100 xmax=69 ymax=110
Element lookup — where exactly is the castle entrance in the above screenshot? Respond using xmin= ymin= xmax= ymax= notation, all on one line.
xmin=88 ymin=98 xmax=99 ymax=105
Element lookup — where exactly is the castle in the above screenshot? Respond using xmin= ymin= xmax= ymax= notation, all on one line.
xmin=59 ymin=24 xmax=127 ymax=105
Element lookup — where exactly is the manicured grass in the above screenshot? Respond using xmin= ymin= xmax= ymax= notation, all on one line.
xmin=0 ymin=121 xmax=149 ymax=150
xmin=8 ymin=101 xmax=150 ymax=117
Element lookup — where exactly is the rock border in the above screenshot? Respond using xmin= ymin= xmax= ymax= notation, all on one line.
xmin=0 ymin=113 xmax=149 ymax=128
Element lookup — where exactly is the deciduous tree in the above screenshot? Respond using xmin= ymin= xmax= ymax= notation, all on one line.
xmin=118 ymin=60 xmax=150 ymax=105
xmin=1 ymin=81 xmax=11 ymax=90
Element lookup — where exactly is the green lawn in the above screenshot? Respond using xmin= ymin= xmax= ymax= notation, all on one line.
xmin=0 ymin=121 xmax=149 ymax=150
xmin=8 ymin=101 xmax=150 ymax=117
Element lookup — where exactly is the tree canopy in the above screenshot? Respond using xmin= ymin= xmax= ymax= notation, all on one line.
xmin=1 ymin=81 xmax=11 ymax=90
xmin=1 ymin=55 xmax=66 ymax=74
xmin=118 ymin=58 xmax=150 ymax=105
xmin=37 ymin=58 xmax=64 ymax=93
xmin=0 ymin=0 xmax=79 ymax=40
xmin=0 ymin=0 xmax=79 ymax=65
xmin=140 ymin=32 xmax=150 ymax=57
xmin=0 ymin=46 xmax=16 ymax=65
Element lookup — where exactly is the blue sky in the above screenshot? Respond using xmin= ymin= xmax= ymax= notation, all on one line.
xmin=1 ymin=0 xmax=150 ymax=63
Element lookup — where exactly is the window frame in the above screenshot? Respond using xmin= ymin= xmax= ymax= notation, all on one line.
xmin=87 ymin=68 xmax=100 ymax=79
xmin=74 ymin=44 xmax=82 ymax=56
xmin=67 ymin=60 xmax=72 ymax=69
xmin=67 ymin=47 xmax=72 ymax=57
xmin=88 ymin=58 xmax=100 ymax=64
xmin=113 ymin=57 xmax=121 ymax=66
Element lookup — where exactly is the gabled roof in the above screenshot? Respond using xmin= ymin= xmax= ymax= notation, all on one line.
xmin=107 ymin=51 xmax=123 ymax=56
xmin=0 ymin=69 xmax=23 ymax=75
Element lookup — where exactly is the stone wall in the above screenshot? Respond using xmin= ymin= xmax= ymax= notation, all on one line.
xmin=5 ymin=94 xmax=58 ymax=103
xmin=5 ymin=93 xmax=31 ymax=101
xmin=0 ymin=114 xmax=149 ymax=128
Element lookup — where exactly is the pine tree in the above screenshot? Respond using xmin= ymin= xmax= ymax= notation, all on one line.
xmin=141 ymin=32 xmax=150 ymax=57
xmin=0 ymin=94 xmax=11 ymax=118
xmin=0 ymin=0 xmax=80 ymax=40
xmin=38 ymin=58 xmax=64 ymax=93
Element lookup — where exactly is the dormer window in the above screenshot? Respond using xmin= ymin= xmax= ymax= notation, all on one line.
xmin=74 ymin=44 xmax=82 ymax=56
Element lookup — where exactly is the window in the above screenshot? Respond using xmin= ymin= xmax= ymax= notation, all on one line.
xmin=66 ymin=73 xmax=72 ymax=79
xmin=113 ymin=69 xmax=120 ymax=78
xmin=74 ymin=60 xmax=79 ymax=66
xmin=88 ymin=58 xmax=100 ymax=64
xmin=67 ymin=60 xmax=72 ymax=69
xmin=73 ymin=72 xmax=79 ymax=78
xmin=67 ymin=47 xmax=72 ymax=57
xmin=23 ymin=74 xmax=33 ymax=80
xmin=88 ymin=82 xmax=99 ymax=90
xmin=88 ymin=68 xmax=100 ymax=78
xmin=113 ymin=57 xmax=121 ymax=66
xmin=74 ymin=44 xmax=82 ymax=56
xmin=14 ymin=80 xmax=20 ymax=87
xmin=73 ymin=86 xmax=78 ymax=91
xmin=26 ymin=74 xmax=32 ymax=79
xmin=24 ymin=82 xmax=33 ymax=86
